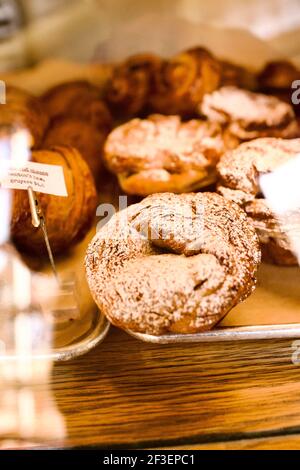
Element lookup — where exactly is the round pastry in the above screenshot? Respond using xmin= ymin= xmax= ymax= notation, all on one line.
xmin=217 ymin=137 xmax=300 ymax=265
xmin=11 ymin=146 xmax=97 ymax=255
xmin=220 ymin=60 xmax=257 ymax=90
xmin=85 ymin=192 xmax=260 ymax=335
xmin=104 ymin=53 xmax=162 ymax=118
xmin=1 ymin=86 xmax=49 ymax=148
xmin=199 ymin=86 xmax=300 ymax=149
xmin=43 ymin=116 xmax=106 ymax=180
xmin=258 ymin=60 xmax=300 ymax=116
xmin=149 ymin=47 xmax=221 ymax=116
xmin=104 ymin=114 xmax=225 ymax=195
xmin=42 ymin=80 xmax=112 ymax=132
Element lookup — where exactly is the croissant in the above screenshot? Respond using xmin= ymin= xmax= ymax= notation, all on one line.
xmin=149 ymin=47 xmax=221 ymax=116
xmin=104 ymin=53 xmax=162 ymax=118
xmin=42 ymin=81 xmax=112 ymax=132
xmin=43 ymin=116 xmax=106 ymax=181
xmin=1 ymin=86 xmax=49 ymax=148
xmin=11 ymin=146 xmax=97 ymax=256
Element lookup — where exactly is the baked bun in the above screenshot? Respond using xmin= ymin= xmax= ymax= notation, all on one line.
xmin=258 ymin=60 xmax=300 ymax=116
xmin=43 ymin=116 xmax=106 ymax=179
xmin=199 ymin=86 xmax=299 ymax=149
xmin=149 ymin=47 xmax=221 ymax=116
xmin=11 ymin=146 xmax=97 ymax=255
xmin=104 ymin=114 xmax=225 ymax=195
xmin=42 ymin=80 xmax=112 ymax=131
xmin=105 ymin=53 xmax=162 ymax=118
xmin=220 ymin=60 xmax=257 ymax=90
xmin=1 ymin=86 xmax=49 ymax=148
xmin=217 ymin=137 xmax=300 ymax=265
xmin=86 ymin=192 xmax=260 ymax=335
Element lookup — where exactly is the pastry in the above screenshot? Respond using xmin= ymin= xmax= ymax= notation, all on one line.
xmin=217 ymin=137 xmax=300 ymax=265
xmin=258 ymin=60 xmax=300 ymax=115
xmin=149 ymin=47 xmax=221 ymax=116
xmin=11 ymin=146 xmax=97 ymax=255
xmin=42 ymin=80 xmax=112 ymax=132
xmin=220 ymin=60 xmax=257 ymax=90
xmin=1 ymin=86 xmax=49 ymax=148
xmin=199 ymin=86 xmax=299 ymax=148
xmin=104 ymin=53 xmax=162 ymax=118
xmin=104 ymin=114 xmax=225 ymax=196
xmin=43 ymin=116 xmax=106 ymax=180
xmin=85 ymin=192 xmax=260 ymax=335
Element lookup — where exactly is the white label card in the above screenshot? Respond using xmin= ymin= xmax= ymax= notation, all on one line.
xmin=0 ymin=161 xmax=68 ymax=197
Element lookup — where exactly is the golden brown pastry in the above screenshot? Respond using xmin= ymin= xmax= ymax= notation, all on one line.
xmin=11 ymin=146 xmax=97 ymax=256
xmin=258 ymin=60 xmax=300 ymax=116
xmin=149 ymin=47 xmax=221 ymax=116
xmin=43 ymin=116 xmax=106 ymax=180
xmin=1 ymin=86 xmax=49 ymax=148
xmin=200 ymin=86 xmax=300 ymax=148
xmin=86 ymin=192 xmax=260 ymax=335
xmin=217 ymin=138 xmax=300 ymax=265
xmin=104 ymin=53 xmax=162 ymax=118
xmin=220 ymin=60 xmax=257 ymax=90
xmin=104 ymin=114 xmax=225 ymax=196
xmin=42 ymin=80 xmax=112 ymax=132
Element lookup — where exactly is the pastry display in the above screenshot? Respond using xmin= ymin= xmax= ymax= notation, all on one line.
xmin=199 ymin=86 xmax=300 ymax=148
xmin=105 ymin=53 xmax=162 ymax=118
xmin=11 ymin=146 xmax=97 ymax=255
xmin=43 ymin=116 xmax=106 ymax=179
xmin=217 ymin=137 xmax=300 ymax=265
xmin=149 ymin=47 xmax=221 ymax=116
xmin=42 ymin=80 xmax=112 ymax=132
xmin=85 ymin=192 xmax=260 ymax=335
xmin=104 ymin=114 xmax=225 ymax=195
xmin=1 ymin=86 xmax=49 ymax=148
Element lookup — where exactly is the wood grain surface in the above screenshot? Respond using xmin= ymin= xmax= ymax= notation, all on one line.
xmin=14 ymin=326 xmax=300 ymax=449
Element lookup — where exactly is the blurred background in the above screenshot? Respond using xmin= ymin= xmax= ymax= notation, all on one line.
xmin=1 ymin=0 xmax=300 ymax=69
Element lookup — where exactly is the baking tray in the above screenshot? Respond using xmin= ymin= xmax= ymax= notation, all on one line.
xmin=127 ymin=324 xmax=300 ymax=344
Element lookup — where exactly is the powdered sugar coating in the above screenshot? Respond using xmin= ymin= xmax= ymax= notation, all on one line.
xmin=200 ymin=86 xmax=299 ymax=142
xmin=85 ymin=192 xmax=260 ymax=335
xmin=218 ymin=137 xmax=300 ymax=265
xmin=104 ymin=115 xmax=225 ymax=195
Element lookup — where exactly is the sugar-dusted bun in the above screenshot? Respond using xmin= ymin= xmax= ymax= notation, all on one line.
xmin=200 ymin=86 xmax=300 ymax=147
xmin=1 ymin=86 xmax=49 ymax=148
xmin=11 ymin=146 xmax=97 ymax=255
xmin=217 ymin=137 xmax=300 ymax=265
xmin=86 ymin=192 xmax=260 ymax=335
xmin=104 ymin=114 xmax=225 ymax=196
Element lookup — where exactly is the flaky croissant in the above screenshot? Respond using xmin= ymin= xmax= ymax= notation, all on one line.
xmin=1 ymin=86 xmax=49 ymax=148
xmin=104 ymin=53 xmax=162 ymax=118
xmin=149 ymin=47 xmax=221 ymax=117
xmin=11 ymin=146 xmax=97 ymax=256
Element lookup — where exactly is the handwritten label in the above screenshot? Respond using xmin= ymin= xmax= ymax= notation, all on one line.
xmin=0 ymin=161 xmax=68 ymax=197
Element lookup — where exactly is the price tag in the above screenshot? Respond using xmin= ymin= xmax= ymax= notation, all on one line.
xmin=0 ymin=161 xmax=68 ymax=197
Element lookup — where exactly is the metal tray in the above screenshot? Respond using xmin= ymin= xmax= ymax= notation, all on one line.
xmin=127 ymin=323 xmax=300 ymax=344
